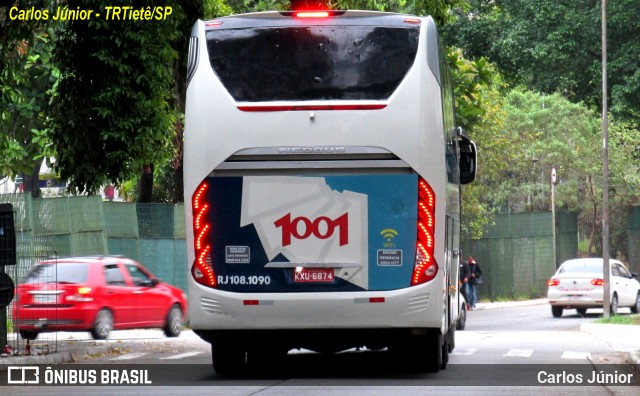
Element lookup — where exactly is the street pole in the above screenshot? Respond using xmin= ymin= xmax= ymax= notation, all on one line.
xmin=551 ymin=167 xmax=557 ymax=270
xmin=602 ymin=0 xmax=611 ymax=318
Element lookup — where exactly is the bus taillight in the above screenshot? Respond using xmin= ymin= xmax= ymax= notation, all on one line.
xmin=294 ymin=11 xmax=330 ymax=18
xmin=192 ymin=182 xmax=217 ymax=287
xmin=412 ymin=178 xmax=437 ymax=285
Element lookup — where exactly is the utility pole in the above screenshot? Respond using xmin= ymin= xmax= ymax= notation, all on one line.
xmin=551 ymin=167 xmax=557 ymax=270
xmin=602 ymin=0 xmax=611 ymax=318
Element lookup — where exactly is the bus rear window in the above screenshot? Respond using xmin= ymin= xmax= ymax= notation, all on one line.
xmin=206 ymin=25 xmax=419 ymax=102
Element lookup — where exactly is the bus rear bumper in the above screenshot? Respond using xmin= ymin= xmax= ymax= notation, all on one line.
xmin=188 ymin=283 xmax=446 ymax=331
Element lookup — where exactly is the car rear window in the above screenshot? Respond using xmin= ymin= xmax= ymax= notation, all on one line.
xmin=206 ymin=25 xmax=419 ymax=101
xmin=558 ymin=261 xmax=602 ymax=274
xmin=25 ymin=263 xmax=89 ymax=284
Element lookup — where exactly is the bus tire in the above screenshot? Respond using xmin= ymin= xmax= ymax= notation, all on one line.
xmin=211 ymin=342 xmax=246 ymax=376
xmin=426 ymin=332 xmax=443 ymax=373
xmin=441 ymin=334 xmax=449 ymax=369
xmin=457 ymin=302 xmax=467 ymax=330
xmin=391 ymin=332 xmax=442 ymax=373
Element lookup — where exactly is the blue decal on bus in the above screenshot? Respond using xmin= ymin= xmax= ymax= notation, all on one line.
xmin=207 ymin=174 xmax=417 ymax=292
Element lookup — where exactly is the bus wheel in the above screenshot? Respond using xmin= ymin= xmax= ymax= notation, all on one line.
xmin=390 ymin=333 xmax=441 ymax=373
xmin=211 ymin=342 xmax=246 ymax=376
xmin=426 ymin=332 xmax=443 ymax=373
xmin=441 ymin=333 xmax=449 ymax=369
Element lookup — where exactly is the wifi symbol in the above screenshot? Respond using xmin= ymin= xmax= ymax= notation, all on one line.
xmin=380 ymin=228 xmax=399 ymax=241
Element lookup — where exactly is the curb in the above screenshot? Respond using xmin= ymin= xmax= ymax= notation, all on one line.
xmin=0 ymin=351 xmax=74 ymax=366
xmin=0 ymin=344 xmax=122 ymax=369
xmin=475 ymin=298 xmax=548 ymax=310
xmin=630 ymin=351 xmax=640 ymax=373
xmin=580 ymin=322 xmax=640 ymax=372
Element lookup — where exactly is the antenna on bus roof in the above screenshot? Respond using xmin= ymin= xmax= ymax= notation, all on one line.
xmin=290 ymin=0 xmax=329 ymax=10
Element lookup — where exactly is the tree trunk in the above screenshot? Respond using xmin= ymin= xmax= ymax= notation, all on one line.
xmin=138 ymin=164 xmax=154 ymax=203
xmin=173 ymin=159 xmax=184 ymax=204
xmin=21 ymin=162 xmax=42 ymax=198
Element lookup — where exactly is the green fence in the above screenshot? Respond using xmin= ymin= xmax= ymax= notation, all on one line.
xmin=0 ymin=193 xmax=186 ymax=293
xmin=629 ymin=207 xmax=640 ymax=276
xmin=2 ymin=193 xmax=638 ymax=301
xmin=461 ymin=212 xmax=578 ymax=301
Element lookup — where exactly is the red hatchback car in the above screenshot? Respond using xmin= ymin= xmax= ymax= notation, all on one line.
xmin=13 ymin=256 xmax=187 ymax=340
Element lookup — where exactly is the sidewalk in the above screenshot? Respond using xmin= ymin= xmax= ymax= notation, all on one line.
xmin=0 ymin=328 xmax=198 ymax=366
xmin=2 ymin=299 xmax=639 ymax=371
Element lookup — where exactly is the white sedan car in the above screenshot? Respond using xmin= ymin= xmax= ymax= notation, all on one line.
xmin=547 ymin=258 xmax=640 ymax=317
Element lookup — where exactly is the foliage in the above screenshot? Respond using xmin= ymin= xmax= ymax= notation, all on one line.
xmin=604 ymin=119 xmax=640 ymax=258
xmin=478 ymin=88 xmax=620 ymax=254
xmin=445 ymin=0 xmax=640 ymax=252
xmin=445 ymin=0 xmax=640 ymax=122
xmin=448 ymin=51 xmax=505 ymax=238
xmin=0 ymin=1 xmax=59 ymax=196
xmin=49 ymin=0 xmax=180 ymax=195
xmin=595 ymin=314 xmax=640 ymax=326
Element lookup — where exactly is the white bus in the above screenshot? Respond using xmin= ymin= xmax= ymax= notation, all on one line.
xmin=183 ymin=9 xmax=477 ymax=375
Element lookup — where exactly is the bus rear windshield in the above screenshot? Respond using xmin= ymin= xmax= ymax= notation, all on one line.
xmin=206 ymin=25 xmax=419 ymax=102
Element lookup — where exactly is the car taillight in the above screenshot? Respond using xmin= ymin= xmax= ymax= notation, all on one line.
xmin=66 ymin=287 xmax=93 ymax=302
xmin=412 ymin=178 xmax=437 ymax=285
xmin=547 ymin=279 xmax=560 ymax=287
xmin=191 ymin=181 xmax=217 ymax=287
xmin=591 ymin=278 xmax=604 ymax=286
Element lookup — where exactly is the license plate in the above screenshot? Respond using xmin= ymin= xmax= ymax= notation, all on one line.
xmin=293 ymin=268 xmax=334 ymax=283
xmin=33 ymin=294 xmax=58 ymax=304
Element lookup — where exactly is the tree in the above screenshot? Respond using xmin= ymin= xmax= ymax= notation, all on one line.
xmin=451 ymin=54 xmax=505 ymax=239
xmin=445 ymin=0 xmax=640 ymax=122
xmin=479 ymin=89 xmax=608 ymax=254
xmin=49 ymin=0 xmax=180 ymax=197
xmin=158 ymin=0 xmax=232 ymax=203
xmin=445 ymin=0 xmax=640 ymax=254
xmin=1 ymin=1 xmax=59 ymax=197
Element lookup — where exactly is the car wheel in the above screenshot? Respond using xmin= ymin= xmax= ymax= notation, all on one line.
xmin=91 ymin=309 xmax=113 ymax=340
xmin=610 ymin=294 xmax=618 ymax=316
xmin=163 ymin=304 xmax=183 ymax=338
xmin=551 ymin=306 xmax=563 ymax=318
xmin=457 ymin=302 xmax=467 ymax=330
xmin=19 ymin=330 xmax=39 ymax=341
xmin=631 ymin=293 xmax=640 ymax=314
xmin=576 ymin=308 xmax=587 ymax=316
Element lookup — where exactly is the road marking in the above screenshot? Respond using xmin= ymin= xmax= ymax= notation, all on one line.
xmin=160 ymin=351 xmax=203 ymax=360
xmin=111 ymin=352 xmax=147 ymax=360
xmin=503 ymin=349 xmax=533 ymax=357
xmin=561 ymin=351 xmax=592 ymax=360
xmin=451 ymin=348 xmax=477 ymax=355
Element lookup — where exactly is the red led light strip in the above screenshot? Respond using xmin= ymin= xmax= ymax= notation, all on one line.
xmin=411 ymin=178 xmax=438 ymax=286
xmin=191 ymin=182 xmax=216 ymax=287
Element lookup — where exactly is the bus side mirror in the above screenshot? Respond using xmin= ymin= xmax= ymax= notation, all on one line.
xmin=457 ymin=127 xmax=477 ymax=185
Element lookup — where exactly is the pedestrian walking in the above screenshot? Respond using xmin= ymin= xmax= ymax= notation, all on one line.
xmin=459 ymin=258 xmax=470 ymax=309
xmin=467 ymin=256 xmax=483 ymax=310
